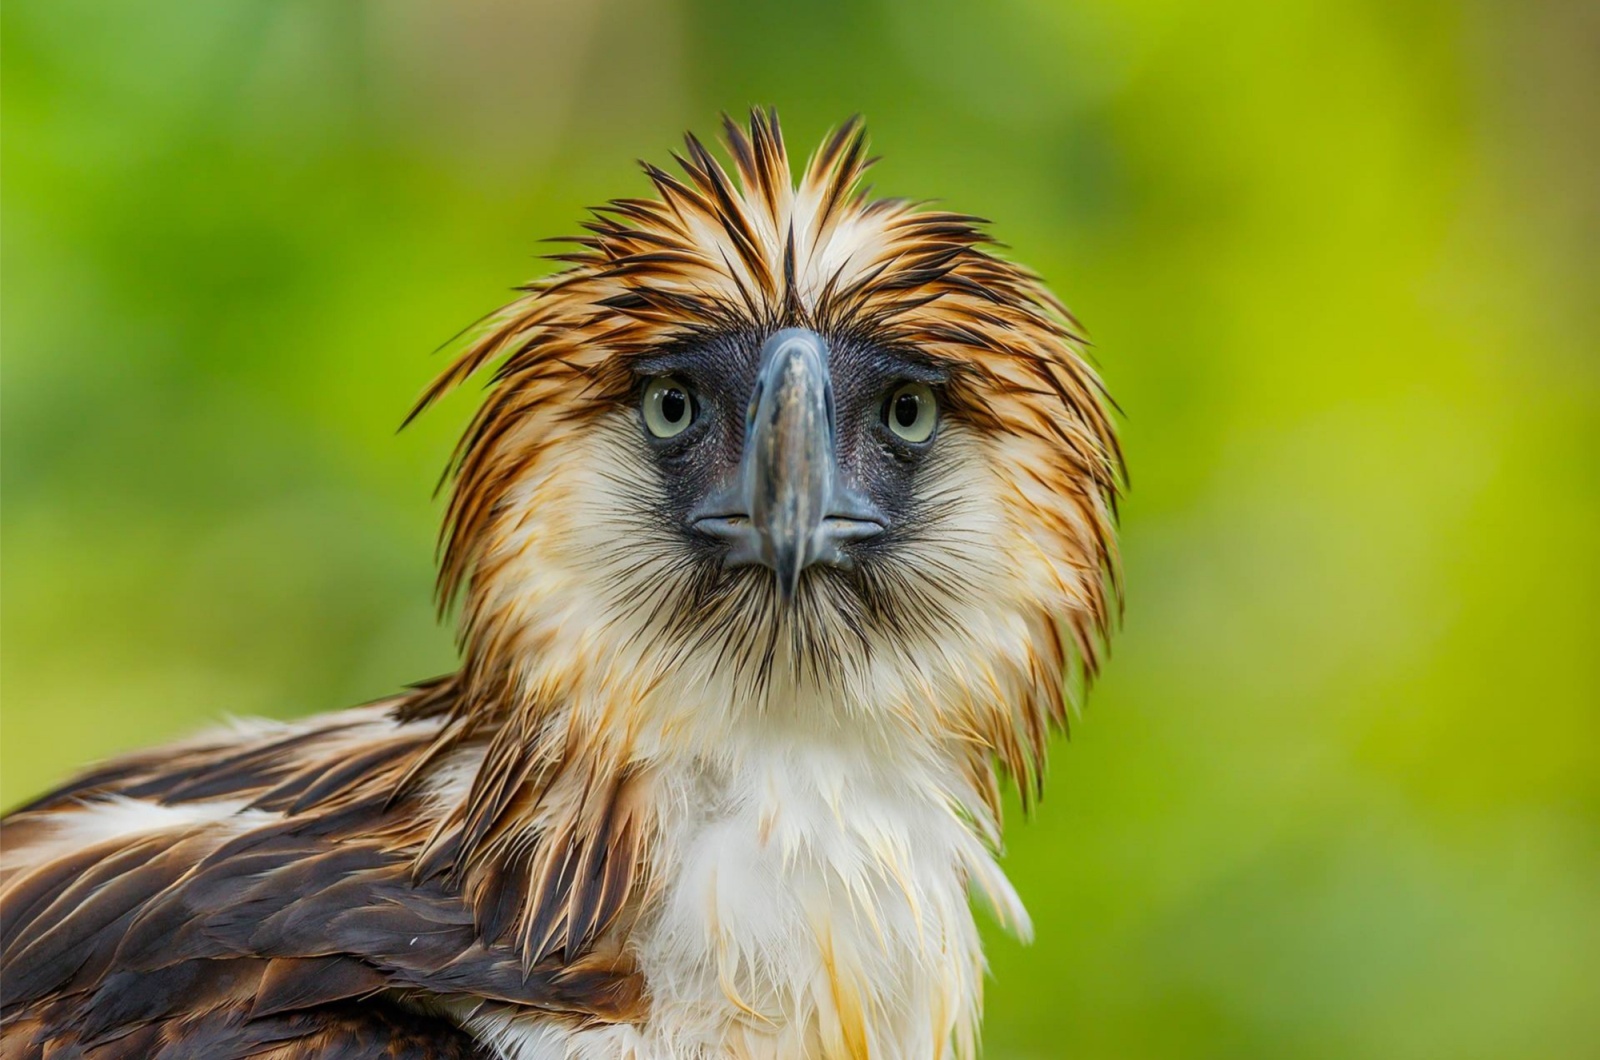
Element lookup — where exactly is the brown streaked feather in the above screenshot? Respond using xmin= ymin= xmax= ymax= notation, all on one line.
xmin=2 ymin=1000 xmax=493 ymax=1059
xmin=1 ymin=699 xmax=645 ymax=1056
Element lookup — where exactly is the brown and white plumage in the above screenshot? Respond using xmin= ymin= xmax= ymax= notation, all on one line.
xmin=1 ymin=112 xmax=1120 ymax=1060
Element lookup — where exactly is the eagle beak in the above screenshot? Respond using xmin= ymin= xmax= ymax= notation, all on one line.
xmin=693 ymin=328 xmax=884 ymax=602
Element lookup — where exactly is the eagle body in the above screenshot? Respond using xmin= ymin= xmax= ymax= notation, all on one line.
xmin=4 ymin=700 xmax=1002 ymax=1059
xmin=1 ymin=113 xmax=1120 ymax=1060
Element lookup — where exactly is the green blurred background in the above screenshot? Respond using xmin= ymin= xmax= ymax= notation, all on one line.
xmin=3 ymin=1 xmax=1596 ymax=1056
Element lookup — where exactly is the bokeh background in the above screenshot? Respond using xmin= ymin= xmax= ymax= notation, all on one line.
xmin=4 ymin=1 xmax=1596 ymax=1057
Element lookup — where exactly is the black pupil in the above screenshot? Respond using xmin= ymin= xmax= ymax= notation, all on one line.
xmin=893 ymin=391 xmax=921 ymax=429
xmin=661 ymin=387 xmax=688 ymax=424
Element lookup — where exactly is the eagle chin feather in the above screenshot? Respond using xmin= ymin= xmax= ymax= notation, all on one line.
xmin=2 ymin=110 xmax=1119 ymax=1060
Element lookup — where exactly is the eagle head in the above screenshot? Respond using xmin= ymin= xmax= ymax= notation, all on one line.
xmin=414 ymin=111 xmax=1120 ymax=793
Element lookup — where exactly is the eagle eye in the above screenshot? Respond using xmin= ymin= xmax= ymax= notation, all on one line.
xmin=883 ymin=381 xmax=938 ymax=444
xmin=643 ymin=376 xmax=697 ymax=439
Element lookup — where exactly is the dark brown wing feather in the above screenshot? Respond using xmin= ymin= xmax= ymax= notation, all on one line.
xmin=2 ymin=1000 xmax=492 ymax=1059
xmin=0 ymin=702 xmax=644 ymax=1056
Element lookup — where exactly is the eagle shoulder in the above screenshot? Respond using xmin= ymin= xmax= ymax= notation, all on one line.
xmin=0 ymin=699 xmax=643 ymax=1056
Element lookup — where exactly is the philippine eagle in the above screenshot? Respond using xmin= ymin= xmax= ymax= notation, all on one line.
xmin=1 ymin=111 xmax=1121 ymax=1060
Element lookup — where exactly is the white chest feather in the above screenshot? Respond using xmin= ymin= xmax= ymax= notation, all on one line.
xmin=475 ymin=738 xmax=1025 ymax=1060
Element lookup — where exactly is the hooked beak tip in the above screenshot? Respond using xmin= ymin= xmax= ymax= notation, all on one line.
xmin=777 ymin=561 xmax=802 ymax=605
